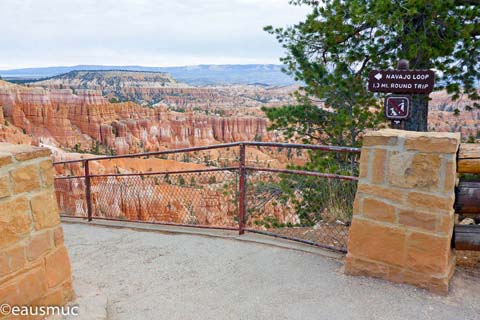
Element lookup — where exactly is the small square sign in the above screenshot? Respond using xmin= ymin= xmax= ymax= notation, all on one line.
xmin=384 ymin=95 xmax=411 ymax=120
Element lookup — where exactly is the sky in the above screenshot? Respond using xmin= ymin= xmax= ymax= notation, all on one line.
xmin=0 ymin=0 xmax=310 ymax=70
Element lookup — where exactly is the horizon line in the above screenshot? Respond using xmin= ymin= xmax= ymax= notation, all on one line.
xmin=0 ymin=63 xmax=285 ymax=72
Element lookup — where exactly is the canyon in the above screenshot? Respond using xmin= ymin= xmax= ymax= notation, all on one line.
xmin=27 ymin=71 xmax=480 ymax=142
xmin=429 ymin=91 xmax=480 ymax=139
xmin=28 ymin=70 xmax=298 ymax=115
xmin=0 ymin=79 xmax=281 ymax=157
xmin=0 ymin=72 xmax=477 ymax=236
xmin=0 ymin=73 xmax=477 ymax=169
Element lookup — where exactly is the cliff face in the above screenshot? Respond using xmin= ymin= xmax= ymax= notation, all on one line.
xmin=28 ymin=71 xmax=299 ymax=110
xmin=0 ymin=105 xmax=33 ymax=145
xmin=429 ymin=110 xmax=480 ymax=139
xmin=0 ymin=81 xmax=272 ymax=154
xmin=428 ymin=91 xmax=480 ymax=140
xmin=30 ymin=70 xmax=185 ymax=105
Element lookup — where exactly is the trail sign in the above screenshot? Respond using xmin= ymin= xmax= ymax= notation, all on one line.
xmin=368 ymin=70 xmax=435 ymax=94
xmin=384 ymin=95 xmax=411 ymax=120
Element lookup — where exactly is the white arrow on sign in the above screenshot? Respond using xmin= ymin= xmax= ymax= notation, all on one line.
xmin=374 ymin=73 xmax=382 ymax=80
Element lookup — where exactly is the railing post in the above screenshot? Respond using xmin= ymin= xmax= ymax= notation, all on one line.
xmin=84 ymin=160 xmax=93 ymax=222
xmin=238 ymin=143 xmax=246 ymax=235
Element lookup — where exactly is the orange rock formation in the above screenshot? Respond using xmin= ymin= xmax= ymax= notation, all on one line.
xmin=0 ymin=81 xmax=273 ymax=155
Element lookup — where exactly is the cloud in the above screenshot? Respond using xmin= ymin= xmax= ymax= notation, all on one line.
xmin=0 ymin=0 xmax=310 ymax=69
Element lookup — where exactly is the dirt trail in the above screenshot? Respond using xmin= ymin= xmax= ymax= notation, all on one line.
xmin=63 ymin=223 xmax=480 ymax=320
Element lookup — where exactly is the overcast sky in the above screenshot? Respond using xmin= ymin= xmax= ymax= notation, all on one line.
xmin=0 ymin=0 xmax=310 ymax=69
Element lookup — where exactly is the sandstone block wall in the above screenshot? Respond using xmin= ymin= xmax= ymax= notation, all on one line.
xmin=0 ymin=143 xmax=73 ymax=317
xmin=345 ymin=129 xmax=460 ymax=294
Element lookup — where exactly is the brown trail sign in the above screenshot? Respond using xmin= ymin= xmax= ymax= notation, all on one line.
xmin=367 ymin=60 xmax=436 ymax=130
xmin=368 ymin=70 xmax=435 ymax=94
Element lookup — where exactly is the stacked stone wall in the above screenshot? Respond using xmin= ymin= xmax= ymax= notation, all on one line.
xmin=0 ymin=143 xmax=73 ymax=318
xmin=346 ymin=129 xmax=460 ymax=294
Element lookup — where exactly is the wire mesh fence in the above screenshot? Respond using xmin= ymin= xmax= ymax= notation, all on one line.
xmin=88 ymin=170 xmax=239 ymax=228
xmin=53 ymin=142 xmax=360 ymax=252
xmin=244 ymin=169 xmax=357 ymax=251
xmin=54 ymin=177 xmax=87 ymax=218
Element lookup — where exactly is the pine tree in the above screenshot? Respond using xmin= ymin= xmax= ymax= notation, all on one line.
xmin=264 ymin=0 xmax=479 ymax=134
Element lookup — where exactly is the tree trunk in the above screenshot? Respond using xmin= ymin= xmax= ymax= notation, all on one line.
xmin=404 ymin=95 xmax=428 ymax=132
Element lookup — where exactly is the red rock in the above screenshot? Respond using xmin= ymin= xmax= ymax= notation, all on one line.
xmin=0 ymin=81 xmax=273 ymax=154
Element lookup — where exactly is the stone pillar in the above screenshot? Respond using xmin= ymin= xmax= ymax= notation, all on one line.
xmin=0 ymin=143 xmax=74 ymax=315
xmin=345 ymin=129 xmax=460 ymax=294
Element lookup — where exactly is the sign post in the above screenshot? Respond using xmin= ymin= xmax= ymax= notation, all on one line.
xmin=368 ymin=60 xmax=435 ymax=130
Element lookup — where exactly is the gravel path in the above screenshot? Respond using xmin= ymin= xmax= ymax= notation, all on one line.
xmin=63 ymin=223 xmax=480 ymax=320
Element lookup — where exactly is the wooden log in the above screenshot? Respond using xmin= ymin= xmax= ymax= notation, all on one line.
xmin=454 ymin=225 xmax=480 ymax=251
xmin=455 ymin=181 xmax=480 ymax=214
xmin=458 ymin=143 xmax=480 ymax=174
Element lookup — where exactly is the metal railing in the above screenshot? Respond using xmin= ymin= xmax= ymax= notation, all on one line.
xmin=53 ymin=142 xmax=360 ymax=252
